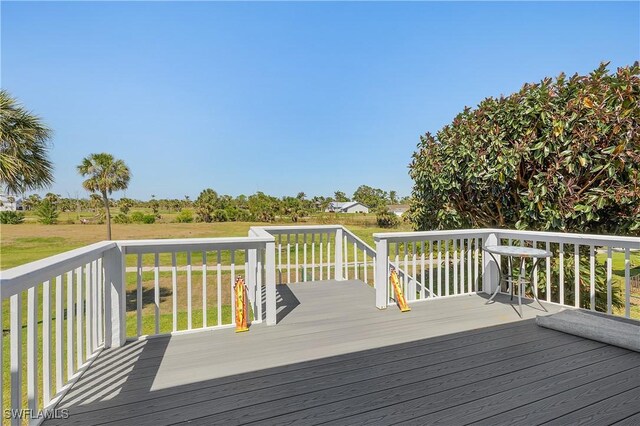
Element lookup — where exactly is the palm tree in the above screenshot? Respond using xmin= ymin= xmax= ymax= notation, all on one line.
xmin=77 ymin=153 xmax=131 ymax=240
xmin=0 ymin=90 xmax=54 ymax=194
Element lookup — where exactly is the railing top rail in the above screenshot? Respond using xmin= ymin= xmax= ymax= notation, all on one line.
xmin=341 ymin=226 xmax=376 ymax=256
xmin=374 ymin=229 xmax=493 ymax=242
xmin=119 ymin=236 xmax=274 ymax=254
xmin=374 ymin=228 xmax=640 ymax=249
xmin=491 ymin=229 xmax=640 ymax=248
xmin=0 ymin=241 xmax=116 ymax=299
xmin=254 ymin=225 xmax=342 ymax=234
xmin=117 ymin=236 xmax=273 ymax=247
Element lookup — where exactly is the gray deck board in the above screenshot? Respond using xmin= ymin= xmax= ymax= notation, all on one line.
xmin=44 ymin=280 xmax=640 ymax=425
xmin=545 ymin=385 xmax=640 ymax=426
xmin=614 ymin=411 xmax=640 ymax=425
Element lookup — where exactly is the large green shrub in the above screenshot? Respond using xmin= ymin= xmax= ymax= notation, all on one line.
xmin=0 ymin=211 xmax=25 ymax=224
xmin=130 ymin=211 xmax=155 ymax=224
xmin=409 ymin=62 xmax=640 ymax=235
xmin=118 ymin=197 xmax=134 ymax=214
xmin=35 ymin=199 xmax=59 ymax=224
xmin=113 ymin=213 xmax=131 ymax=224
xmin=195 ymin=188 xmax=219 ymax=222
xmin=130 ymin=211 xmax=145 ymax=223
xmin=141 ymin=214 xmax=156 ymax=224
xmin=212 ymin=209 xmax=229 ymax=222
xmin=175 ymin=209 xmax=194 ymax=223
xmin=376 ymin=207 xmax=400 ymax=229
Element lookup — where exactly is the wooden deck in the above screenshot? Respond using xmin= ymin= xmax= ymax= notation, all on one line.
xmin=46 ymin=280 xmax=640 ymax=425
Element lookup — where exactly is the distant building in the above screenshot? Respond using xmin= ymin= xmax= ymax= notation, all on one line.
xmin=387 ymin=204 xmax=409 ymax=217
xmin=325 ymin=201 xmax=369 ymax=214
xmin=0 ymin=193 xmax=22 ymax=211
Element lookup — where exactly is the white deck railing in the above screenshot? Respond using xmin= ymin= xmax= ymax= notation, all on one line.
xmin=119 ymin=237 xmax=273 ymax=340
xmin=0 ymin=241 xmax=115 ymax=425
xmin=374 ymin=229 xmax=639 ymax=317
xmin=253 ymin=225 xmax=342 ymax=284
xmin=0 ymin=235 xmax=274 ymax=425
xmin=252 ymin=225 xmax=413 ymax=289
xmin=1 ymin=225 xmax=637 ymax=424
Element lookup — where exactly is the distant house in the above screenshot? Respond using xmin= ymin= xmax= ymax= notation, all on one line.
xmin=0 ymin=193 xmax=22 ymax=211
xmin=325 ymin=201 xmax=369 ymax=214
xmin=387 ymin=204 xmax=409 ymax=217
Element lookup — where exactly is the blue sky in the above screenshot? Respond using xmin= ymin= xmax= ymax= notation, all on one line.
xmin=2 ymin=1 xmax=639 ymax=200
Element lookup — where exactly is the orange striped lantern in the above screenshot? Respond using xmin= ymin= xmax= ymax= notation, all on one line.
xmin=234 ymin=277 xmax=249 ymax=332
xmin=390 ymin=268 xmax=411 ymax=312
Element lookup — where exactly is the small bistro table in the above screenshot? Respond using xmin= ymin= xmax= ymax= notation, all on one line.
xmin=484 ymin=244 xmax=552 ymax=317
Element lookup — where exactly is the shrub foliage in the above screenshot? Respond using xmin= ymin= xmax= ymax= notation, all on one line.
xmin=175 ymin=209 xmax=194 ymax=223
xmin=376 ymin=207 xmax=400 ymax=229
xmin=0 ymin=211 xmax=25 ymax=224
xmin=409 ymin=63 xmax=640 ymax=235
xmin=129 ymin=211 xmax=155 ymax=224
xmin=35 ymin=199 xmax=59 ymax=224
xmin=113 ymin=213 xmax=131 ymax=224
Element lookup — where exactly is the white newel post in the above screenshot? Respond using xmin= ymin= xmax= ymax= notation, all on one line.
xmin=482 ymin=232 xmax=499 ymax=295
xmin=375 ymin=237 xmax=388 ymax=309
xmin=335 ymin=228 xmax=344 ymax=281
xmin=104 ymin=245 xmax=126 ymax=348
xmin=265 ymin=240 xmax=277 ymax=325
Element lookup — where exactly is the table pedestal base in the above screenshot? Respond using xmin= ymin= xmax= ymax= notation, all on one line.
xmin=485 ymin=256 xmax=548 ymax=317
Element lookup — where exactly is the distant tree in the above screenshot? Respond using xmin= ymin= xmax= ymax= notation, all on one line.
xmin=281 ymin=196 xmax=307 ymax=222
xmin=334 ymin=191 xmax=349 ymax=202
xmin=248 ymin=191 xmax=279 ymax=222
xmin=89 ymin=193 xmax=102 ymax=212
xmin=195 ymin=188 xmax=220 ymax=222
xmin=296 ymin=192 xmax=306 ymax=200
xmin=310 ymin=196 xmax=331 ymax=212
xmin=58 ymin=197 xmax=74 ymax=212
xmin=119 ymin=197 xmax=134 ymax=214
xmin=23 ymin=194 xmax=41 ymax=211
xmin=376 ymin=207 xmax=400 ymax=228
xmin=149 ymin=198 xmax=160 ymax=215
xmin=35 ymin=198 xmax=59 ymax=224
xmin=212 ymin=209 xmax=229 ymax=222
xmin=77 ymin=153 xmax=131 ymax=240
xmin=353 ymin=185 xmax=388 ymax=209
xmin=0 ymin=90 xmax=54 ymax=194
xmin=44 ymin=192 xmax=60 ymax=205
xmin=389 ymin=190 xmax=398 ymax=204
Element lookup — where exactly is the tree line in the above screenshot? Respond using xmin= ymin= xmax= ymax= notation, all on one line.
xmin=12 ymin=185 xmax=410 ymax=224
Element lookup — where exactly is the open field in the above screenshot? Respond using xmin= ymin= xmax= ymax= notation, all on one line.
xmin=0 ymin=215 xmax=403 ymax=269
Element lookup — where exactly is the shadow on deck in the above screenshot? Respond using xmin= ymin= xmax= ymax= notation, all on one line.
xmin=45 ymin=280 xmax=640 ymax=425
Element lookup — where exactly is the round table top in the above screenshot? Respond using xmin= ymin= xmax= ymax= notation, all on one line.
xmin=484 ymin=244 xmax=551 ymax=258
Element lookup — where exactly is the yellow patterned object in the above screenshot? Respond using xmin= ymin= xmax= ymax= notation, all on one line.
xmin=234 ymin=277 xmax=250 ymax=332
xmin=390 ymin=268 xmax=411 ymax=312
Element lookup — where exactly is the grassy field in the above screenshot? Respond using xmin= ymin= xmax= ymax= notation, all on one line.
xmin=0 ymin=213 xmax=396 ymax=269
